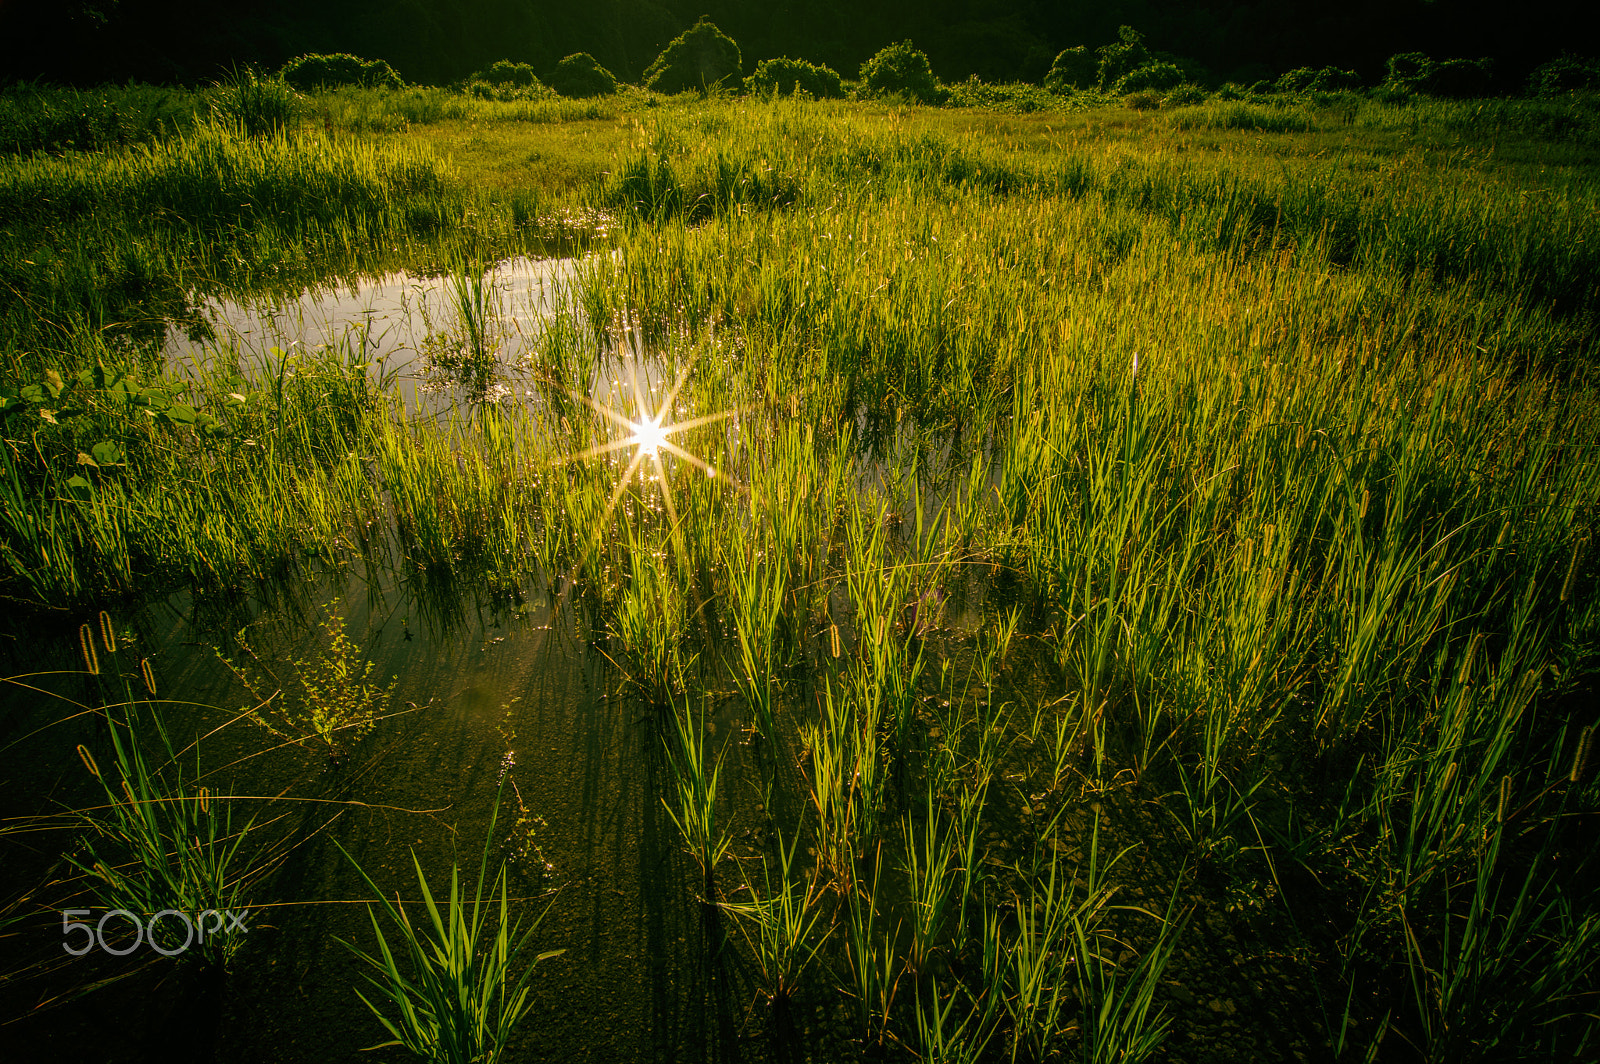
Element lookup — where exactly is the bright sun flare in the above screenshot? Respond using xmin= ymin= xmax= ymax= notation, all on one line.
xmin=631 ymin=416 xmax=668 ymax=457
xmin=547 ymin=355 xmax=753 ymax=572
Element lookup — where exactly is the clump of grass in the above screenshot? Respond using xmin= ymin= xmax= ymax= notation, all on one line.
xmin=66 ymin=613 xmax=260 ymax=971
xmin=660 ymin=691 xmax=731 ymax=899
xmin=337 ymin=786 xmax=564 ymax=1063
xmin=720 ymin=828 xmax=830 ymax=1012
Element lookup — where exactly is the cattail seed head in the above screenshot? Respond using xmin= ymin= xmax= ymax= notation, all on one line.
xmin=77 ymin=744 xmax=100 ymax=778
xmin=140 ymin=658 xmax=156 ymax=696
xmin=98 ymin=611 xmax=116 ymax=654
xmin=79 ymin=624 xmax=99 ymax=675
xmin=1571 ymin=725 xmax=1595 ymax=784
xmin=1496 ymin=775 xmax=1512 ymax=823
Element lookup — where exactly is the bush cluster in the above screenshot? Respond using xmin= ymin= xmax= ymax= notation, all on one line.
xmin=473 ymin=60 xmax=541 ymax=88
xmin=1384 ymin=53 xmax=1493 ymax=98
xmin=1113 ymin=62 xmax=1184 ymax=95
xmin=644 ymin=17 xmax=742 ymax=95
xmin=281 ymin=53 xmax=403 ymax=92
xmin=1044 ymin=46 xmax=1096 ymax=92
xmin=858 ymin=41 xmax=944 ymax=104
xmin=1277 ymin=66 xmax=1361 ymax=93
xmin=748 ymin=57 xmax=844 ymax=99
xmin=1528 ymin=54 xmax=1600 ymax=96
xmin=549 ymin=53 xmax=618 ymax=98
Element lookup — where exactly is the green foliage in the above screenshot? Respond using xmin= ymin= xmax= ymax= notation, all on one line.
xmin=1122 ymin=90 xmax=1162 ymax=111
xmin=222 ymin=600 xmax=397 ymax=758
xmin=858 ymin=40 xmax=945 ymax=104
xmin=945 ymin=77 xmax=1059 ymax=113
xmin=1095 ymin=25 xmax=1151 ymax=91
xmin=1386 ymin=51 xmax=1437 ymax=93
xmin=748 ymin=56 xmax=844 ymax=99
xmin=282 ymin=53 xmax=403 ymax=93
xmin=210 ymin=66 xmax=296 ymax=138
xmin=1427 ymin=57 xmax=1494 ymax=98
xmin=0 ymin=82 xmax=195 ymax=155
xmin=1279 ymin=66 xmax=1361 ymax=94
xmin=1276 ymin=67 xmax=1318 ymax=93
xmin=1163 ymin=83 xmax=1207 ymax=107
xmin=473 ymin=60 xmax=541 ymax=88
xmin=1044 ymin=46 xmax=1096 ymax=92
xmin=642 ymin=17 xmax=742 ymax=95
xmin=1113 ymin=62 xmax=1184 ymax=96
xmin=67 ymin=625 xmax=259 ymax=971
xmin=1385 ymin=53 xmax=1492 ymax=98
xmin=337 ymin=789 xmax=564 ymax=1064
xmin=1529 ymin=53 xmax=1600 ymax=97
xmin=548 ymin=53 xmax=617 ymax=98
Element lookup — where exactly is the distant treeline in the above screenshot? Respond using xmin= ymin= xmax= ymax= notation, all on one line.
xmin=0 ymin=0 xmax=1591 ymax=90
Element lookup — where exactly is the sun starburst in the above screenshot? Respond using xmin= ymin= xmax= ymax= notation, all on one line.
xmin=547 ymin=352 xmax=748 ymax=569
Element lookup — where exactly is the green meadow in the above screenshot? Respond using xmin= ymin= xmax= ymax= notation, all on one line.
xmin=2 ymin=81 xmax=1597 ymax=1063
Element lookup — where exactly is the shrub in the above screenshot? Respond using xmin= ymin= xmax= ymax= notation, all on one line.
xmin=1276 ymin=67 xmax=1317 ymax=94
xmin=1424 ymin=58 xmax=1493 ymax=98
xmin=1212 ymin=82 xmax=1246 ymax=101
xmin=1096 ymin=25 xmax=1150 ymax=90
xmin=643 ymin=17 xmax=742 ymax=95
xmin=1310 ymin=67 xmax=1361 ymax=92
xmin=1247 ymin=80 xmax=1274 ymax=96
xmin=281 ymin=53 xmax=403 ymax=93
xmin=1163 ymin=83 xmax=1207 ymax=107
xmin=748 ymin=57 xmax=844 ymax=99
xmin=858 ymin=40 xmax=944 ymax=104
xmin=1123 ymin=90 xmax=1162 ymax=111
xmin=1044 ymin=46 xmax=1096 ymax=92
xmin=474 ymin=60 xmax=541 ymax=88
xmin=1113 ymin=62 xmax=1184 ymax=95
xmin=1528 ymin=53 xmax=1600 ymax=97
xmin=548 ymin=53 xmax=618 ymax=98
xmin=1385 ymin=52 xmax=1435 ymax=93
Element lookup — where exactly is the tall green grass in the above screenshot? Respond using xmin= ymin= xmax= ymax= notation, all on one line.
xmin=2 ymin=91 xmax=1597 ymax=1059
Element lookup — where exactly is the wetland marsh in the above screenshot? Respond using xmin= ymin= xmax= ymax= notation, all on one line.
xmin=2 ymin=82 xmax=1598 ymax=1064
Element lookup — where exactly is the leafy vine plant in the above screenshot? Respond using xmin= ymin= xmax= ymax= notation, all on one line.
xmin=217 ymin=598 xmax=397 ymax=762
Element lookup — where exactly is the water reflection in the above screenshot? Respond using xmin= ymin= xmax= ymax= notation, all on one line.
xmin=163 ymin=255 xmax=597 ymax=408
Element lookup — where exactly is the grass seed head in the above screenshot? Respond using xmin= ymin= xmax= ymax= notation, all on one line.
xmin=140 ymin=658 xmax=157 ymax=696
xmin=79 ymin=624 xmax=99 ymax=675
xmin=1572 ymin=725 xmax=1596 ymax=784
xmin=77 ymin=744 xmax=100 ymax=779
xmin=98 ymin=611 xmax=116 ymax=654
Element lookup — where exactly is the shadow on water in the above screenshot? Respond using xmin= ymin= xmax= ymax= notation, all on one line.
xmin=0 ymin=537 xmax=807 ymax=1062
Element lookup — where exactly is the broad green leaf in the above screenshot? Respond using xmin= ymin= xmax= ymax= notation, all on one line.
xmin=91 ymin=441 xmax=124 ymax=466
xmin=64 ymin=474 xmax=93 ymax=500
